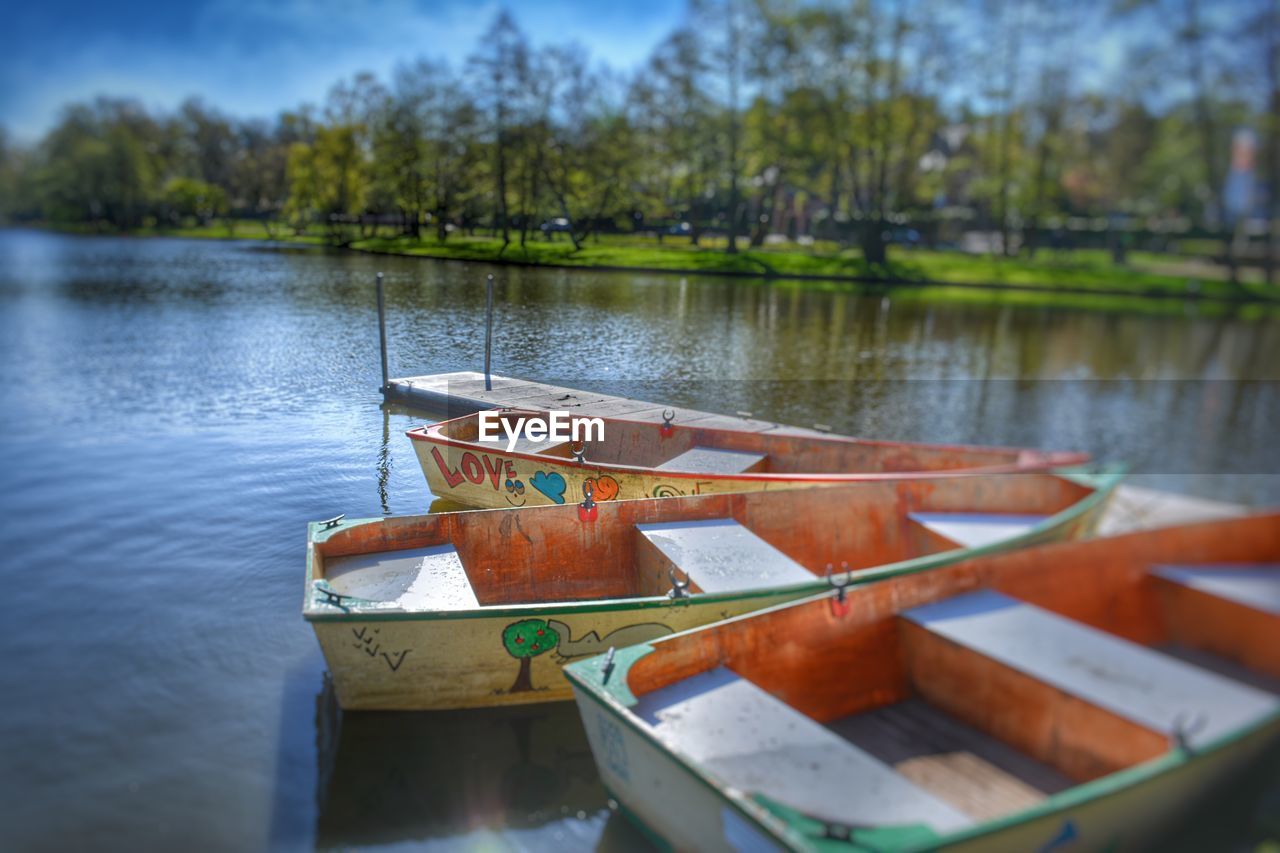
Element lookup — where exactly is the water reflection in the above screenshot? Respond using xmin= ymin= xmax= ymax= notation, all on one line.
xmin=1 ymin=231 xmax=1276 ymax=851
xmin=313 ymin=677 xmax=654 ymax=850
xmin=377 ymin=407 xmax=392 ymax=516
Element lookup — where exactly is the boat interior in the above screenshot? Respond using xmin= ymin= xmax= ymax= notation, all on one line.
xmin=308 ymin=472 xmax=1097 ymax=612
xmin=423 ymin=409 xmax=1076 ymax=475
xmin=613 ymin=514 xmax=1280 ymax=836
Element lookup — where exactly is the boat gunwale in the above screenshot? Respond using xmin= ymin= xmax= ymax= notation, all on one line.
xmin=405 ymin=409 xmax=1091 ymax=483
xmin=301 ymin=467 xmax=1122 ymax=624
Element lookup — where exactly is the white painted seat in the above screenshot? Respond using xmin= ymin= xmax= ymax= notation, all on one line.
xmin=1149 ymin=565 xmax=1280 ymax=616
xmin=902 ymin=590 xmax=1280 ymax=748
xmin=635 ymin=519 xmax=815 ymax=593
xmin=632 ymin=667 xmax=973 ymax=832
xmin=907 ymin=513 xmax=1048 ymax=548
xmin=656 ymin=446 xmax=767 ymax=474
xmin=325 ymin=544 xmax=479 ymax=611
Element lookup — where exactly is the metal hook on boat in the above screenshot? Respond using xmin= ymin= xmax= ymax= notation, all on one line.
xmin=821 ymin=821 xmax=856 ymax=842
xmin=667 ymin=567 xmax=691 ymax=600
xmin=1171 ymin=712 xmax=1207 ymax=754
xmin=601 ymin=646 xmax=617 ymax=684
xmin=578 ymin=481 xmax=598 ymax=522
xmin=312 ymin=579 xmax=353 ymax=612
xmin=826 ymin=563 xmax=854 ymax=617
xmin=825 ymin=562 xmax=853 ymax=603
xmin=660 ymin=409 xmax=676 ymax=437
xmin=320 ymin=514 xmax=345 ymax=530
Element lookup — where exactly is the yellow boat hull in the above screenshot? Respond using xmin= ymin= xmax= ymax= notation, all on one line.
xmin=311 ymin=592 xmax=801 ymax=711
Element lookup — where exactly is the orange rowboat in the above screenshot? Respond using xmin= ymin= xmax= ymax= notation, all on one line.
xmin=407 ymin=408 xmax=1089 ymax=509
xmin=566 ymin=513 xmax=1280 ymax=851
xmin=304 ymin=467 xmax=1119 ymax=710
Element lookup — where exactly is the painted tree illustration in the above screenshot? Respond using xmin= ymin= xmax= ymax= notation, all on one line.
xmin=502 ymin=619 xmax=560 ymax=693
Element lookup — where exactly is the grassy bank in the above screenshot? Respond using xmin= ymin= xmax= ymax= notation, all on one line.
xmin=43 ymin=220 xmax=1280 ymax=313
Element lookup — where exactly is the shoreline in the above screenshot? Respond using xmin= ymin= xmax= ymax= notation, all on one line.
xmin=344 ymin=243 xmax=1278 ymax=305
xmin=18 ymin=224 xmax=1280 ymax=311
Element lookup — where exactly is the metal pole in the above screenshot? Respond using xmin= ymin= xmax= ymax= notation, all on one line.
xmin=484 ymin=274 xmax=494 ymax=391
xmin=376 ymin=272 xmax=389 ymax=391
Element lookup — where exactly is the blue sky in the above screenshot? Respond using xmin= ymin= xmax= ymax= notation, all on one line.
xmin=0 ymin=0 xmax=1249 ymax=143
xmin=0 ymin=0 xmax=687 ymax=141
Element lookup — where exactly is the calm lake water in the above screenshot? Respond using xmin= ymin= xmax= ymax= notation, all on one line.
xmin=0 ymin=229 xmax=1277 ymax=851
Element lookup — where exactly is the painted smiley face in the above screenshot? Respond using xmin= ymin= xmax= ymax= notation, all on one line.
xmin=504 ymin=478 xmax=527 ymax=506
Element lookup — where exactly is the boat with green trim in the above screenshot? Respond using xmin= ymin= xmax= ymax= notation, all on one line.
xmin=304 ymin=467 xmax=1119 ymax=710
xmin=565 ymin=512 xmax=1280 ymax=852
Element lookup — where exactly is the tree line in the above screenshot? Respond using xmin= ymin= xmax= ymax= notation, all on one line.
xmin=0 ymin=0 xmax=1275 ymax=270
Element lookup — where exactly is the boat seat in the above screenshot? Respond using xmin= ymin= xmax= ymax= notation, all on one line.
xmin=907 ymin=513 xmax=1048 ymax=548
xmin=324 ymin=544 xmax=479 ymax=611
xmin=1149 ymin=564 xmax=1280 ymax=680
xmin=655 ymin=446 xmax=768 ymax=474
xmin=631 ymin=666 xmax=973 ymax=832
xmin=1149 ymin=565 xmax=1280 ymax=616
xmin=901 ymin=590 xmax=1279 ymax=749
xmin=634 ymin=519 xmax=815 ymax=594
xmin=497 ymin=427 xmax=570 ymax=456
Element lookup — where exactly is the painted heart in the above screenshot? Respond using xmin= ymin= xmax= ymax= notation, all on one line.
xmin=530 ymin=471 xmax=567 ymax=504
xmin=586 ymin=475 xmax=621 ymax=501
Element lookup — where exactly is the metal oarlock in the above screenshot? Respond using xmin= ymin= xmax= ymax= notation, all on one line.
xmin=1171 ymin=711 xmax=1207 ymax=754
xmin=571 ymin=440 xmax=587 ymax=464
xmin=826 ymin=562 xmax=853 ymax=617
xmin=667 ymin=567 xmax=691 ymax=600
xmin=578 ymin=481 xmax=598 ymax=522
xmin=825 ymin=562 xmax=853 ymax=601
xmin=660 ymin=409 xmax=676 ymax=437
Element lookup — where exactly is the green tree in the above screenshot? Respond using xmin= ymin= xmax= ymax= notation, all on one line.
xmin=469 ymin=11 xmax=530 ymax=252
xmin=161 ymin=177 xmax=228 ymax=225
xmin=637 ymin=28 xmax=713 ymax=243
xmin=230 ymin=116 xmax=295 ymax=237
xmin=501 ymin=618 xmax=560 ymax=693
xmin=36 ymin=99 xmax=162 ymax=229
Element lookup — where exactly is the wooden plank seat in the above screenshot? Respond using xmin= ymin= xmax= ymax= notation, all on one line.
xmin=655 ymin=446 xmax=767 ymax=474
xmin=325 ymin=544 xmax=479 ymax=611
xmin=635 ymin=519 xmax=815 ymax=594
xmin=496 ymin=426 xmax=570 ymax=456
xmin=631 ymin=666 xmax=974 ymax=832
xmin=901 ymin=590 xmax=1279 ymax=751
xmin=1150 ymin=564 xmax=1280 ymax=680
xmin=1149 ymin=565 xmax=1280 ymax=616
xmin=907 ymin=513 xmax=1048 ymax=548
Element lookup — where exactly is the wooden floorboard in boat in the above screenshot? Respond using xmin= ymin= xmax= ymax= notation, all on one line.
xmin=826 ymin=698 xmax=1073 ymax=821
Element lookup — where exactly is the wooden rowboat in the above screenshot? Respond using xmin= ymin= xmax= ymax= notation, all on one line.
xmin=565 ymin=513 xmax=1280 ymax=852
xmin=304 ymin=467 xmax=1118 ymax=710
xmin=407 ymin=409 xmax=1090 ymax=510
